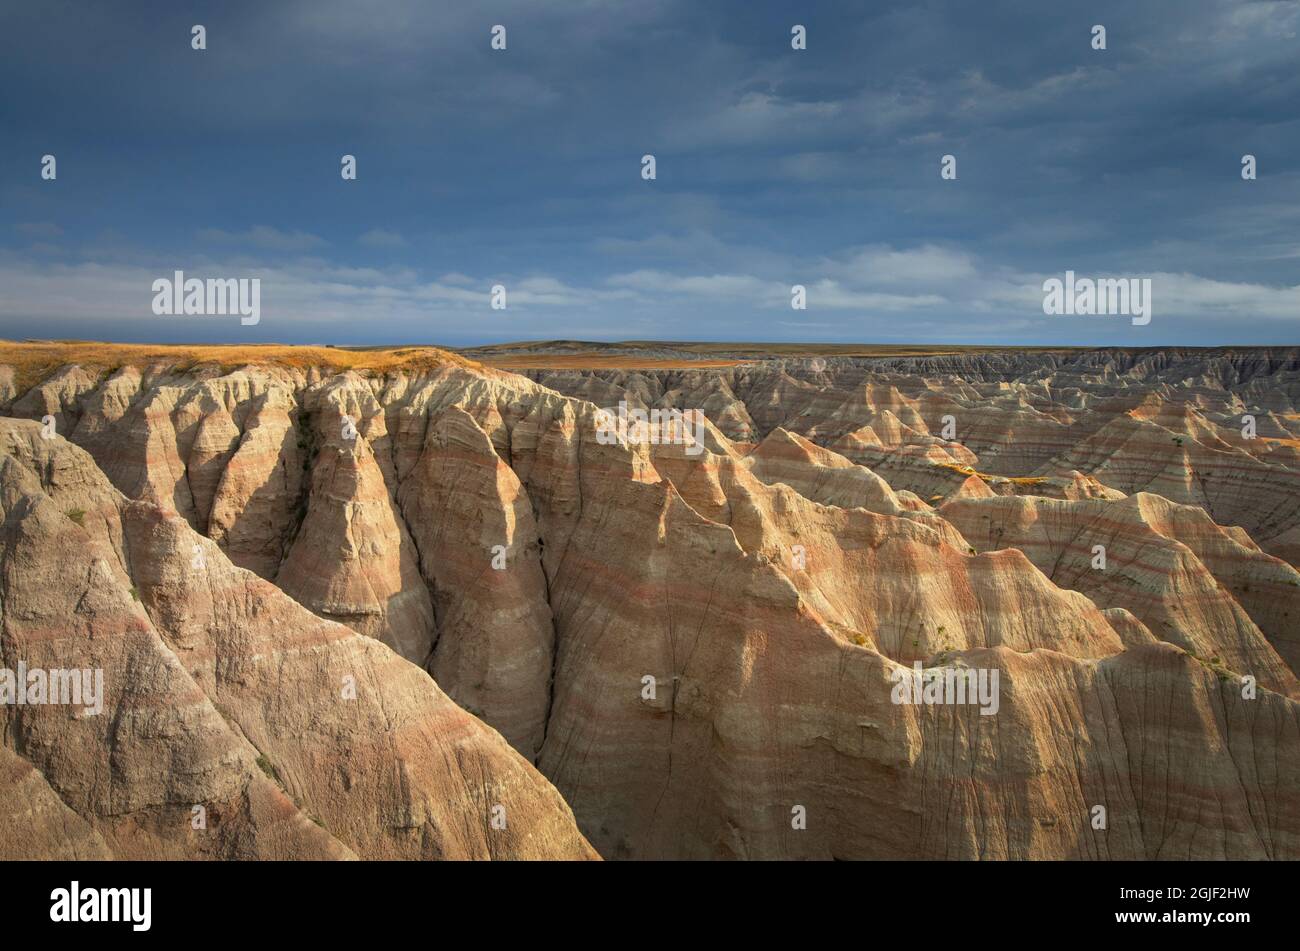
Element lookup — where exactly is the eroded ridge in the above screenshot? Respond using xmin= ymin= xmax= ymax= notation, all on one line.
xmin=1 ymin=342 xmax=1297 ymax=860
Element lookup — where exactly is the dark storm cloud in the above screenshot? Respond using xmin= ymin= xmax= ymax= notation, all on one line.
xmin=0 ymin=0 xmax=1296 ymax=345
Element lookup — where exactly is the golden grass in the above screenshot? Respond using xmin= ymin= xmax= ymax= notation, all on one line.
xmin=0 ymin=340 xmax=478 ymax=395
xmin=935 ymin=461 xmax=1048 ymax=486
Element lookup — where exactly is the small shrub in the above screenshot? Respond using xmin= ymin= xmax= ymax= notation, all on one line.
xmin=256 ymin=754 xmax=279 ymax=783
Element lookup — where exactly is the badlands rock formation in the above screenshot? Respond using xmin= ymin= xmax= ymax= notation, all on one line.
xmin=0 ymin=412 xmax=594 ymax=860
xmin=1 ymin=342 xmax=1297 ymax=860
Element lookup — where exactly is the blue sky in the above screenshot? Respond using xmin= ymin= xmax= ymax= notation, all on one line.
xmin=1 ymin=0 xmax=1298 ymax=347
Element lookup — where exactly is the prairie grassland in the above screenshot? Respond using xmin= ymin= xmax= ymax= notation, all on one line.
xmin=471 ymin=354 xmax=747 ymax=369
xmin=461 ymin=339 xmax=1082 ymax=370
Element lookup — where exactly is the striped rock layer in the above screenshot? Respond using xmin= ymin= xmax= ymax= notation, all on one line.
xmin=1 ymin=345 xmax=1297 ymax=860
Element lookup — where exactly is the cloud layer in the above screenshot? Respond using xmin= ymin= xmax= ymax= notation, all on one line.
xmin=1 ymin=0 xmax=1296 ymax=345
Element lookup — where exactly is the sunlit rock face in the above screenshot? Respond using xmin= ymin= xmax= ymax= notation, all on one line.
xmin=2 ymin=343 xmax=1298 ymax=860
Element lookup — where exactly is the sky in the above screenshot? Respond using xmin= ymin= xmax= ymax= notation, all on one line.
xmin=1 ymin=0 xmax=1298 ymax=347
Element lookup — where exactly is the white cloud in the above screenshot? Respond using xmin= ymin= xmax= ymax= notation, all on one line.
xmin=0 ymin=243 xmax=1294 ymax=344
xmin=197 ymin=226 xmax=326 ymax=252
xmin=801 ymin=280 xmax=947 ymax=311
xmin=830 ymin=244 xmax=980 ymax=284
xmin=607 ymin=270 xmax=778 ymax=298
xmin=0 ymin=252 xmax=645 ymax=335
xmin=1147 ymin=272 xmax=1300 ymax=321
